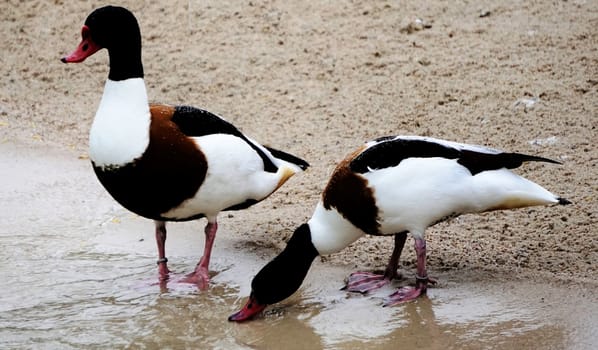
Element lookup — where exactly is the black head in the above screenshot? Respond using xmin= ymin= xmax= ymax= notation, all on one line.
xmin=62 ymin=6 xmax=143 ymax=80
xmin=83 ymin=6 xmax=141 ymax=52
xmin=229 ymin=223 xmax=319 ymax=322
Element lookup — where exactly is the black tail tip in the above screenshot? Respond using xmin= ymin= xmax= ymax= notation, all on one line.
xmin=298 ymin=160 xmax=310 ymax=170
xmin=558 ymin=197 xmax=572 ymax=205
xmin=264 ymin=146 xmax=310 ymax=170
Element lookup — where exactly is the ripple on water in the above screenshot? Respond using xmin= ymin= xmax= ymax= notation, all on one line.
xmin=1 ymin=144 xmax=595 ymax=349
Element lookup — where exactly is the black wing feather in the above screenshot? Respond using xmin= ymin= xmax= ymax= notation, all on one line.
xmin=350 ymin=138 xmax=460 ymax=173
xmin=351 ymin=137 xmax=560 ymax=175
xmin=264 ymin=146 xmax=309 ymax=170
xmin=171 ymin=105 xmax=244 ymax=138
xmin=457 ymin=150 xmax=560 ymax=175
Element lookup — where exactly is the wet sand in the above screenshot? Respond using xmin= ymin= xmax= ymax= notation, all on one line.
xmin=1 ymin=142 xmax=596 ymax=349
xmin=1 ymin=0 xmax=597 ymax=348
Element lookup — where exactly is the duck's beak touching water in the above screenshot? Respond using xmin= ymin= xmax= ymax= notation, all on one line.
xmin=228 ymin=294 xmax=267 ymax=322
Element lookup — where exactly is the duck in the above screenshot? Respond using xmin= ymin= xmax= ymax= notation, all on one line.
xmin=61 ymin=6 xmax=308 ymax=289
xmin=228 ymin=135 xmax=570 ymax=321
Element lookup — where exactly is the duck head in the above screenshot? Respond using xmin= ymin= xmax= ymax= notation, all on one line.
xmin=229 ymin=223 xmax=319 ymax=322
xmin=61 ymin=6 xmax=143 ymax=80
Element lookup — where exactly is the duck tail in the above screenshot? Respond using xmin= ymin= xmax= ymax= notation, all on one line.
xmin=265 ymin=146 xmax=310 ymax=171
xmin=508 ymin=153 xmax=562 ymax=167
xmin=471 ymin=169 xmax=567 ymax=211
xmin=557 ymin=197 xmax=572 ymax=205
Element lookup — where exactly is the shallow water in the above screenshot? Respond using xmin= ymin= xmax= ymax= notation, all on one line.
xmin=1 ymin=143 xmax=596 ymax=349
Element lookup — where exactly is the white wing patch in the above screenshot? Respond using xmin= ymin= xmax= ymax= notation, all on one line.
xmin=161 ymin=134 xmax=285 ymax=220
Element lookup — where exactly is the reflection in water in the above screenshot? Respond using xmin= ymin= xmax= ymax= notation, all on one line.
xmin=0 ymin=226 xmax=574 ymax=350
xmin=124 ymin=283 xmax=246 ymax=349
xmin=0 ymin=144 xmax=594 ymax=349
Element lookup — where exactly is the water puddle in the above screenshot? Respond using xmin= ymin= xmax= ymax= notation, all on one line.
xmin=1 ymin=142 xmax=595 ymax=349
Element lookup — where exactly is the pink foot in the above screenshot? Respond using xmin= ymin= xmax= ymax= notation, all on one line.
xmin=384 ymin=285 xmax=424 ymax=306
xmin=149 ymin=269 xmax=211 ymax=292
xmin=343 ymin=271 xmax=395 ymax=294
xmin=180 ymin=268 xmax=210 ymax=290
xmin=384 ymin=276 xmax=437 ymax=306
xmin=344 ymin=233 xmax=407 ymax=294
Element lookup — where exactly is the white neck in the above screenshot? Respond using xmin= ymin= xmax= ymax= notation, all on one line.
xmin=89 ymin=78 xmax=151 ymax=168
xmin=307 ymin=202 xmax=364 ymax=255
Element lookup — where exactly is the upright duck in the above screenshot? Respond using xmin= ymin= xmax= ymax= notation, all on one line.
xmin=61 ymin=6 xmax=308 ymax=288
xmin=229 ymin=135 xmax=570 ymax=321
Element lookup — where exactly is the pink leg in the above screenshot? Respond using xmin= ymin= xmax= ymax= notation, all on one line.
xmin=181 ymin=220 xmax=218 ymax=290
xmin=155 ymin=220 xmax=170 ymax=281
xmin=385 ymin=237 xmax=436 ymax=306
xmin=344 ymin=232 xmax=407 ymax=293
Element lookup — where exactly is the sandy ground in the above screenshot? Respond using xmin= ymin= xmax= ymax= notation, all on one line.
xmin=1 ymin=0 xmax=596 ymax=291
